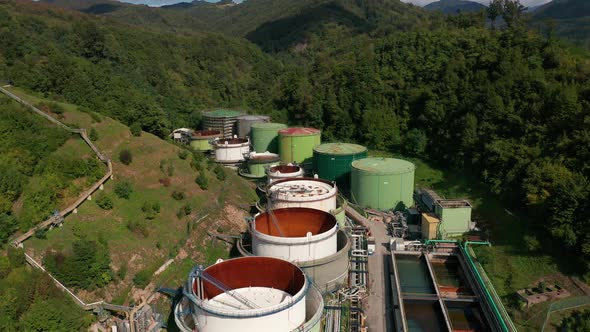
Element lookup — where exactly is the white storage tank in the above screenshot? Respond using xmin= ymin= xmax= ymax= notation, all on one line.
xmin=267 ymin=164 xmax=305 ymax=184
xmin=213 ymin=137 xmax=250 ymax=163
xmin=267 ymin=178 xmax=337 ymax=213
xmin=188 ymin=257 xmax=308 ymax=332
xmin=252 ymin=208 xmax=338 ymax=262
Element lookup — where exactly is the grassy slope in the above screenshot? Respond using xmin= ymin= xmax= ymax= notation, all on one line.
xmin=369 ymin=151 xmax=584 ymax=331
xmin=1 ymin=89 xmax=105 ymax=224
xmin=10 ymin=88 xmax=258 ymax=305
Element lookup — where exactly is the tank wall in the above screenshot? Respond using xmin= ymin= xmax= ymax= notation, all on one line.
xmin=252 ymin=229 xmax=338 ymax=261
xmin=313 ymin=150 xmax=367 ymax=189
xmin=279 ymin=134 xmax=321 ymax=164
xmin=237 ymin=116 xmax=270 ymax=138
xmin=193 ymin=294 xmax=306 ymax=332
xmin=248 ymin=161 xmax=279 ymax=177
xmin=252 ymin=124 xmax=287 ymax=153
xmin=190 ymin=139 xmax=213 ymax=151
xmin=269 ymin=198 xmax=337 ymax=214
xmin=351 ymin=169 xmax=415 ymax=210
xmin=215 ymin=144 xmax=248 ymax=163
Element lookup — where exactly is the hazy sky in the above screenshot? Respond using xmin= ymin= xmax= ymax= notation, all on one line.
xmin=120 ymin=0 xmax=553 ymax=7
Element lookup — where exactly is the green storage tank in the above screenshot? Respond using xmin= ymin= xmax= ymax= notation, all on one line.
xmin=246 ymin=152 xmax=281 ymax=178
xmin=251 ymin=123 xmax=287 ymax=153
xmin=189 ymin=130 xmax=222 ymax=151
xmin=313 ymin=143 xmax=367 ymax=190
xmin=351 ymin=158 xmax=415 ymax=211
xmin=278 ymin=127 xmax=321 ymax=165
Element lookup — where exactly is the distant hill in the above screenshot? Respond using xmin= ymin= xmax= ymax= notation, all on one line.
xmin=424 ymin=0 xmax=486 ymax=14
xmin=531 ymin=0 xmax=590 ymax=49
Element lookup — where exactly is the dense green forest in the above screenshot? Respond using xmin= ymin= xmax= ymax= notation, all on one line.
xmin=4 ymin=0 xmax=590 ymax=275
xmin=1 ymin=1 xmax=589 ymax=272
xmin=0 ymin=247 xmax=92 ymax=331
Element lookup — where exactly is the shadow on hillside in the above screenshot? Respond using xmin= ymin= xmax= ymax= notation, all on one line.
xmin=246 ymin=1 xmax=371 ymax=52
xmin=83 ymin=4 xmax=122 ymax=15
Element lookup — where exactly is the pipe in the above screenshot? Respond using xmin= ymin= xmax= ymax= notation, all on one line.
xmin=461 ymin=241 xmax=511 ymax=332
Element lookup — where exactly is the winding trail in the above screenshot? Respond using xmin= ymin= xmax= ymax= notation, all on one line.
xmin=0 ymin=86 xmax=147 ymax=329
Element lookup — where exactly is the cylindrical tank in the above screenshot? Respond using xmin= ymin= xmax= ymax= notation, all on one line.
xmin=267 ymin=178 xmax=337 ymax=213
xmin=202 ymin=109 xmax=242 ymax=139
xmin=237 ymin=115 xmax=270 ymax=138
xmin=313 ymin=143 xmax=368 ymax=190
xmin=189 ymin=130 xmax=222 ymax=151
xmin=189 ymin=257 xmax=308 ymax=332
xmin=278 ymin=128 xmax=321 ymax=164
xmin=247 ymin=152 xmax=280 ymax=178
xmin=351 ymin=158 xmax=415 ymax=210
xmin=267 ymin=164 xmax=304 ymax=184
xmin=252 ymin=208 xmax=338 ymax=261
xmin=213 ymin=138 xmax=250 ymax=163
xmin=251 ymin=123 xmax=287 ymax=153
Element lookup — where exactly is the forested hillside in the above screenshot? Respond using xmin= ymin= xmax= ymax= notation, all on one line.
xmin=424 ymin=0 xmax=487 ymax=14
xmin=531 ymin=0 xmax=590 ymax=49
xmin=3 ymin=0 xmax=590 ymax=275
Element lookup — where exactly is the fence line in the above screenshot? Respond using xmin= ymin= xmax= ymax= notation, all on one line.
xmin=0 ymin=87 xmax=133 ymax=317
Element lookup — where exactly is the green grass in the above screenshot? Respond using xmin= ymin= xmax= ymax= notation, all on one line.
xmin=12 ymin=88 xmax=257 ymax=303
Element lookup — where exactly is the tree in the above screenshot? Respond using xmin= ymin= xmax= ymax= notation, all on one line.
xmin=119 ymin=149 xmax=132 ymax=165
xmin=487 ymin=0 xmax=502 ymax=29
xmin=114 ymin=181 xmax=133 ymax=199
xmin=403 ymin=129 xmax=428 ymax=156
xmin=561 ymin=310 xmax=590 ymax=331
xmin=195 ymin=172 xmax=208 ymax=190
xmin=95 ymin=195 xmax=113 ymax=210
xmin=89 ymin=128 xmax=99 ymax=141
xmin=130 ymin=122 xmax=142 ymax=137
xmin=214 ymin=164 xmax=226 ymax=181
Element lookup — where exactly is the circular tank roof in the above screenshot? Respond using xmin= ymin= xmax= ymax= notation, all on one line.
xmin=351 ymin=158 xmax=415 ymax=175
xmin=278 ymin=127 xmax=321 ymax=136
xmin=269 ymin=165 xmax=301 ymax=174
xmin=251 ymin=122 xmax=287 ymax=130
xmin=255 ymin=208 xmax=337 ymax=237
xmin=196 ymin=257 xmax=305 ymax=300
xmin=204 ymin=109 xmax=243 ymax=118
xmin=249 ymin=153 xmax=280 ymax=164
xmin=313 ymin=143 xmax=367 ymax=155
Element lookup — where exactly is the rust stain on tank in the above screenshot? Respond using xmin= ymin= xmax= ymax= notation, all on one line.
xmin=194 ymin=257 xmax=305 ymax=300
xmin=255 ymin=207 xmax=336 ymax=237
xmin=270 ymin=165 xmax=301 ymax=174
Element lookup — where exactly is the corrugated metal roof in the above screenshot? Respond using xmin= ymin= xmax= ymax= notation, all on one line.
xmin=203 ymin=109 xmax=243 ymax=118
xmin=278 ymin=127 xmax=321 ymax=136
xmin=351 ymin=158 xmax=415 ymax=174
xmin=314 ymin=142 xmax=367 ymax=155
xmin=251 ymin=122 xmax=287 ymax=129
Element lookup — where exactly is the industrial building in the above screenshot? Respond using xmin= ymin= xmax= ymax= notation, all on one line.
xmin=202 ymin=109 xmax=242 ymax=139
xmin=418 ymin=189 xmax=474 ymax=238
xmin=388 ymin=241 xmax=510 ymax=331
